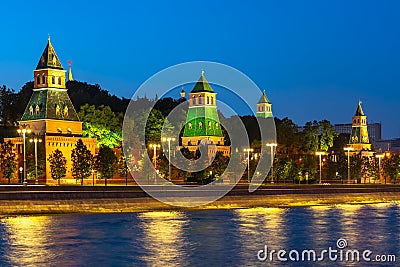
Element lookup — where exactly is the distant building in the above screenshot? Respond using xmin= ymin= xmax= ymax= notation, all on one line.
xmin=181 ymin=71 xmax=230 ymax=157
xmin=374 ymin=138 xmax=400 ymax=152
xmin=333 ymin=122 xmax=381 ymax=143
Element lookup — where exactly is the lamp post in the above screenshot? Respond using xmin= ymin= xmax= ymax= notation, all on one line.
xmin=17 ymin=126 xmax=31 ymax=185
xmin=344 ymin=147 xmax=354 ymax=184
xmin=92 ymin=169 xmax=95 ymax=186
xmin=315 ymin=151 xmax=325 ymax=184
xmin=266 ymin=143 xmax=277 ymax=183
xmin=29 ymin=137 xmax=42 ymax=184
xmin=149 ymin=143 xmax=161 ymax=170
xmin=376 ymin=153 xmax=384 ymax=184
xmin=244 ymin=148 xmax=254 ymax=183
xmin=162 ymin=137 xmax=176 ymax=181
xmin=19 ymin=167 xmax=23 ymax=183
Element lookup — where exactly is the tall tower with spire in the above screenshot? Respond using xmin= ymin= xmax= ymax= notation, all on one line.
xmin=348 ymin=101 xmax=372 ymax=151
xmin=181 ymin=71 xmax=230 ymax=157
xmin=256 ymin=90 xmax=273 ymax=118
xmin=10 ymin=37 xmax=96 ymax=183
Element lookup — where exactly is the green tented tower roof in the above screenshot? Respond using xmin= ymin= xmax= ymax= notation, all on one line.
xmin=191 ymin=71 xmax=215 ymax=93
xmin=258 ymin=90 xmax=270 ymax=104
xmin=36 ymin=37 xmax=63 ymax=70
xmin=21 ymin=89 xmax=80 ymax=121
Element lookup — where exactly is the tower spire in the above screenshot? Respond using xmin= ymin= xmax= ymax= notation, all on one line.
xmin=68 ymin=61 xmax=73 ymax=81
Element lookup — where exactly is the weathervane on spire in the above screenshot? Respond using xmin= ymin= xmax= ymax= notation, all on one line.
xmin=201 ymin=69 xmax=205 ymax=76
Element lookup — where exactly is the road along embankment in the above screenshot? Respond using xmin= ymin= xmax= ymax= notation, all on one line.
xmin=0 ymin=185 xmax=399 ymax=215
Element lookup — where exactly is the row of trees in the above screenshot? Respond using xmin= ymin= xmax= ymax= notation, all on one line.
xmin=47 ymin=140 xmax=128 ymax=185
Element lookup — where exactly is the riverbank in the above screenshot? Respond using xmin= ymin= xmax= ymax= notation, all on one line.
xmin=1 ymin=185 xmax=400 ymax=215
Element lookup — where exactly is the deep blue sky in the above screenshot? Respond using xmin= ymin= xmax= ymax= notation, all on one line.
xmin=0 ymin=0 xmax=399 ymax=139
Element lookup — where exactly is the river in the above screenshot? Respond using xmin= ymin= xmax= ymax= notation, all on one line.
xmin=0 ymin=204 xmax=398 ymax=266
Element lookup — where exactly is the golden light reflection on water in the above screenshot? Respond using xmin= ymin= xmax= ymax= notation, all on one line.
xmin=234 ymin=207 xmax=286 ymax=256
xmin=138 ymin=211 xmax=187 ymax=267
xmin=1 ymin=216 xmax=53 ymax=266
xmin=309 ymin=206 xmax=333 ymax=248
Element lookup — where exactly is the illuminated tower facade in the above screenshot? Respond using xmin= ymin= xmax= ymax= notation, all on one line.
xmin=348 ymin=101 xmax=372 ymax=151
xmin=256 ymin=90 xmax=273 ymax=118
xmin=11 ymin=37 xmax=96 ymax=183
xmin=181 ymin=71 xmax=230 ymax=156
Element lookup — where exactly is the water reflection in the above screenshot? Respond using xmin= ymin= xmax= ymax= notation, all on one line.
xmin=1 ymin=216 xmax=53 ymax=266
xmin=0 ymin=205 xmax=398 ymax=266
xmin=137 ymin=211 xmax=187 ymax=266
xmin=234 ymin=207 xmax=286 ymax=265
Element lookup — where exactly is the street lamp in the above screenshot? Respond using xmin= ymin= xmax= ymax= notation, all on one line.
xmin=149 ymin=143 xmax=161 ymax=170
xmin=243 ymin=148 xmax=254 ymax=183
xmin=344 ymin=147 xmax=354 ymax=184
xmin=376 ymin=153 xmax=384 ymax=184
xmin=315 ymin=150 xmax=325 ymax=184
xmin=92 ymin=169 xmax=95 ymax=186
xmin=17 ymin=126 xmax=31 ymax=185
xmin=266 ymin=143 xmax=278 ymax=183
xmin=29 ymin=137 xmax=42 ymax=184
xmin=162 ymin=137 xmax=176 ymax=181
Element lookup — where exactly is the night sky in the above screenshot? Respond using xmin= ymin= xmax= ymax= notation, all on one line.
xmin=0 ymin=0 xmax=399 ymax=139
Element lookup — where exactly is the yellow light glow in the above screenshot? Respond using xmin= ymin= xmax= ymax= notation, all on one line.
xmin=1 ymin=216 xmax=51 ymax=266
xmin=138 ymin=211 xmax=186 ymax=266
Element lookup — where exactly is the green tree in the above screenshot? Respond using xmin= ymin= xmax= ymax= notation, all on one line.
xmin=48 ymin=149 xmax=67 ymax=185
xmin=275 ymin=117 xmax=301 ymax=155
xmin=0 ymin=85 xmax=18 ymax=126
xmin=117 ymin=154 xmax=129 ymax=185
xmin=71 ymin=139 xmax=94 ymax=185
xmin=0 ymin=141 xmax=17 ymax=184
xmin=350 ymin=155 xmax=362 ymax=183
xmin=207 ymin=152 xmax=229 ymax=182
xmin=319 ymin=120 xmax=338 ymax=151
xmin=145 ymin=109 xmax=174 ymax=142
xmin=382 ymin=154 xmax=400 ymax=184
xmin=301 ymin=120 xmax=338 ymax=153
xmin=78 ymin=104 xmax=122 ymax=148
xmin=95 ymin=145 xmax=118 ymax=186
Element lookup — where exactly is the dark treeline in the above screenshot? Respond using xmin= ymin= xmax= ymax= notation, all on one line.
xmin=0 ymin=80 xmax=340 ymax=154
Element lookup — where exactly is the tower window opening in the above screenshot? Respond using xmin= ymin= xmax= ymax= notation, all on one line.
xmin=192 ymin=96 xmax=196 ymax=105
xmin=42 ymin=75 xmax=46 ymax=84
xmin=211 ymin=96 xmax=214 ymax=105
xmin=207 ymin=96 xmax=209 ymax=105
xmin=198 ymin=95 xmax=202 ymax=104
xmin=37 ymin=76 xmax=40 ymax=84
xmin=52 ymin=76 xmax=55 ymax=84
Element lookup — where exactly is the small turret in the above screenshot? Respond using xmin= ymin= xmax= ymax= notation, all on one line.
xmin=256 ymin=90 xmax=273 ymax=118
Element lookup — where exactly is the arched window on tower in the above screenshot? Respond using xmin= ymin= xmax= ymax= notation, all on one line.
xmin=211 ymin=96 xmax=214 ymax=105
xmin=58 ymin=77 xmax=62 ymax=85
xmin=192 ymin=96 xmax=196 ymax=105
xmin=207 ymin=96 xmax=210 ymax=105
xmin=37 ymin=75 xmax=40 ymax=85
xmin=198 ymin=95 xmax=202 ymax=104
xmin=42 ymin=74 xmax=46 ymax=84
xmin=52 ymin=76 xmax=55 ymax=84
